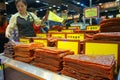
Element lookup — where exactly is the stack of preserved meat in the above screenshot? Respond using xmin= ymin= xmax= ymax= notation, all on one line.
xmin=93 ymin=32 xmax=120 ymax=41
xmin=47 ymin=37 xmax=58 ymax=47
xmin=62 ymin=54 xmax=116 ymax=80
xmin=4 ymin=41 xmax=16 ymax=58
xmin=100 ymin=18 xmax=120 ymax=32
xmin=32 ymin=47 xmax=74 ymax=72
xmin=14 ymin=43 xmax=44 ymax=63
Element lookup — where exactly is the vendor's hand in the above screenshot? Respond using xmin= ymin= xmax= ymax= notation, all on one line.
xmin=40 ymin=24 xmax=45 ymax=27
xmin=5 ymin=31 xmax=11 ymax=38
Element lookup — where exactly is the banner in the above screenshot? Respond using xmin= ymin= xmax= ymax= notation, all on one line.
xmin=48 ymin=11 xmax=64 ymax=22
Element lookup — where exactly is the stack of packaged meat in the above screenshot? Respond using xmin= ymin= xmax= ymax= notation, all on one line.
xmin=47 ymin=37 xmax=58 ymax=47
xmin=4 ymin=41 xmax=16 ymax=58
xmin=14 ymin=43 xmax=44 ymax=63
xmin=93 ymin=32 xmax=120 ymax=41
xmin=62 ymin=54 xmax=116 ymax=80
xmin=32 ymin=47 xmax=74 ymax=72
xmin=100 ymin=18 xmax=120 ymax=32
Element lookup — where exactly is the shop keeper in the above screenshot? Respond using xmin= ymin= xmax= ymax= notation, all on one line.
xmin=5 ymin=0 xmax=41 ymax=39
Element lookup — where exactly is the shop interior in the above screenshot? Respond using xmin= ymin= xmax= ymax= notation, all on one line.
xmin=0 ymin=0 xmax=120 ymax=80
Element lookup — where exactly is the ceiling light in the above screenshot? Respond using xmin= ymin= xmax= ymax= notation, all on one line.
xmin=40 ymin=9 xmax=43 ymax=11
xmin=5 ymin=2 xmax=8 ymax=4
xmin=36 ymin=0 xmax=40 ymax=3
xmin=66 ymin=5 xmax=68 ymax=7
xmin=57 ymin=9 xmax=60 ymax=11
xmin=116 ymin=0 xmax=120 ymax=2
xmin=53 ymin=5 xmax=56 ymax=7
xmin=80 ymin=4 xmax=84 ymax=6
xmin=77 ymin=2 xmax=80 ymax=5
xmin=43 ymin=2 xmax=48 ymax=5
xmin=99 ymin=3 xmax=102 ymax=5
xmin=105 ymin=10 xmax=108 ymax=12
xmin=49 ymin=7 xmax=52 ymax=9
xmin=57 ymin=6 xmax=60 ymax=8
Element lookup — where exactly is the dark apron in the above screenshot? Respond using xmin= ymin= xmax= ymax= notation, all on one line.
xmin=16 ymin=14 xmax=36 ymax=37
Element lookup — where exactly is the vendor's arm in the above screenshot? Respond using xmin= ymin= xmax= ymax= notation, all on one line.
xmin=5 ymin=15 xmax=16 ymax=38
xmin=30 ymin=13 xmax=42 ymax=26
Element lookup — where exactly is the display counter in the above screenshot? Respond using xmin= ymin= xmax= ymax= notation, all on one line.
xmin=0 ymin=55 xmax=76 ymax=80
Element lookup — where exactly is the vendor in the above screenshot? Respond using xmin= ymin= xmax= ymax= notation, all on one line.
xmin=5 ymin=0 xmax=41 ymax=39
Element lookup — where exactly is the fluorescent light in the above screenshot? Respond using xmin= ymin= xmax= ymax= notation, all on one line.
xmin=49 ymin=7 xmax=52 ymax=9
xmin=57 ymin=6 xmax=60 ymax=8
xmin=36 ymin=0 xmax=40 ymax=3
xmin=53 ymin=5 xmax=56 ymax=7
xmin=116 ymin=0 xmax=120 ymax=2
xmin=99 ymin=3 xmax=102 ymax=5
xmin=5 ymin=2 xmax=8 ymax=4
xmin=105 ymin=10 xmax=108 ymax=12
xmin=40 ymin=9 xmax=43 ymax=11
xmin=77 ymin=2 xmax=80 ymax=5
xmin=57 ymin=9 xmax=60 ymax=11
xmin=81 ymin=4 xmax=84 ymax=6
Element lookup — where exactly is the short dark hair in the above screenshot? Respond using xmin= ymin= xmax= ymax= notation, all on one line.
xmin=15 ymin=0 xmax=27 ymax=6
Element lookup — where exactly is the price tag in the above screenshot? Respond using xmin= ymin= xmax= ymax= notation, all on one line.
xmin=51 ymin=34 xmax=65 ymax=39
xmin=66 ymin=33 xmax=84 ymax=40
xmin=86 ymin=25 xmax=100 ymax=31
xmin=85 ymin=42 xmax=118 ymax=60
xmin=33 ymin=39 xmax=47 ymax=47
xmin=36 ymin=34 xmax=47 ymax=38
xmin=57 ymin=40 xmax=80 ymax=55
xmin=68 ymin=26 xmax=80 ymax=29
xmin=19 ymin=38 xmax=30 ymax=44
xmin=61 ymin=29 xmax=73 ymax=32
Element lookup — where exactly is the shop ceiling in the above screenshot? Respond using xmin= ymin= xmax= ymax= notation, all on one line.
xmin=6 ymin=0 xmax=116 ymax=17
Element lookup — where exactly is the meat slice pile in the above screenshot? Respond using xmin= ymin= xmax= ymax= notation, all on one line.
xmin=14 ymin=43 xmax=44 ymax=63
xmin=32 ymin=47 xmax=74 ymax=72
xmin=4 ymin=41 xmax=16 ymax=58
xmin=93 ymin=32 xmax=120 ymax=41
xmin=62 ymin=54 xmax=116 ymax=80
xmin=100 ymin=18 xmax=120 ymax=32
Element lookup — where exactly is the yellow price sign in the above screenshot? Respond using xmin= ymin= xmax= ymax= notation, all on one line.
xmin=57 ymin=40 xmax=80 ymax=55
xmin=68 ymin=26 xmax=80 ymax=29
xmin=36 ymin=34 xmax=47 ymax=38
xmin=85 ymin=42 xmax=118 ymax=60
xmin=86 ymin=25 xmax=100 ymax=31
xmin=66 ymin=33 xmax=84 ymax=40
xmin=51 ymin=34 xmax=65 ymax=39
xmin=33 ymin=39 xmax=48 ymax=47
xmin=19 ymin=38 xmax=30 ymax=44
xmin=61 ymin=29 xmax=73 ymax=32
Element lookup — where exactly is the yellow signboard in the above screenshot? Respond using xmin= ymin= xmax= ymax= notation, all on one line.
xmin=66 ymin=33 xmax=84 ymax=40
xmin=19 ymin=38 xmax=30 ymax=44
xmin=86 ymin=25 xmax=100 ymax=31
xmin=84 ymin=7 xmax=99 ymax=18
xmin=51 ymin=34 xmax=65 ymax=39
xmin=33 ymin=39 xmax=48 ymax=47
xmin=61 ymin=29 xmax=73 ymax=32
xmin=57 ymin=40 xmax=80 ymax=55
xmin=36 ymin=34 xmax=47 ymax=38
xmin=85 ymin=42 xmax=118 ymax=60
xmin=68 ymin=26 xmax=80 ymax=29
